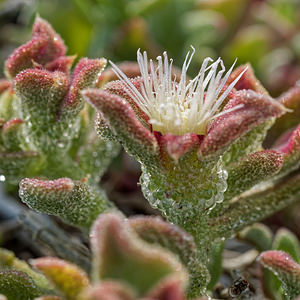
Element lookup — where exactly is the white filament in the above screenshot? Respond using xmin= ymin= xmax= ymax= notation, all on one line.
xmin=110 ymin=47 xmax=246 ymax=135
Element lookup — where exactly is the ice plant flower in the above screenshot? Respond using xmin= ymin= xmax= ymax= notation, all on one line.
xmin=83 ymin=48 xmax=300 ymax=294
xmin=109 ymin=47 xmax=246 ymax=136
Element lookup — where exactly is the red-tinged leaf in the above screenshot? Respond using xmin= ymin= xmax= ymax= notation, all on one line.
xmin=19 ymin=177 xmax=111 ymax=228
xmin=158 ymin=133 xmax=201 ymax=162
xmin=83 ymin=89 xmax=159 ymax=162
xmin=265 ymin=85 xmax=300 ymax=146
xmin=31 ymin=257 xmax=89 ymax=300
xmin=14 ymin=69 xmax=68 ymax=119
xmin=0 ymin=80 xmax=11 ymax=94
xmin=61 ymin=58 xmax=106 ymax=113
xmin=199 ymin=90 xmax=286 ymax=156
xmin=275 ymin=124 xmax=300 ymax=176
xmin=259 ymin=251 xmax=300 ymax=299
xmin=78 ymin=282 xmax=135 ymax=300
xmin=143 ymin=277 xmax=186 ymax=300
xmin=45 ymin=56 xmax=76 ymax=74
xmin=90 ymin=213 xmax=188 ymax=296
xmin=224 ymin=150 xmax=283 ymax=200
xmin=227 ymin=64 xmax=268 ymax=94
xmin=5 ymin=16 xmax=66 ymax=78
xmin=104 ymin=78 xmax=150 ymax=128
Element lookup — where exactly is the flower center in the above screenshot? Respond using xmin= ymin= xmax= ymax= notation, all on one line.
xmin=110 ymin=47 xmax=246 ymax=136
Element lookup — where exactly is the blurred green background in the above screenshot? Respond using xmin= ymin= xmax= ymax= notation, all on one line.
xmin=0 ymin=0 xmax=300 ymax=96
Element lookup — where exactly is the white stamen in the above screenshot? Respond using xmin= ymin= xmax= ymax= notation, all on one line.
xmin=110 ymin=48 xmax=247 ymax=135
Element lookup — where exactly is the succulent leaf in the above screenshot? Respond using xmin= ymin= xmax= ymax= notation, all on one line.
xmin=273 ymin=229 xmax=300 ymax=264
xmin=238 ymin=223 xmax=273 ymax=251
xmin=84 ymin=89 xmax=159 ymax=163
xmin=259 ymin=251 xmax=300 ymax=299
xmin=212 ymin=172 xmax=300 ymax=239
xmin=5 ymin=16 xmax=66 ymax=78
xmin=78 ymin=282 xmax=135 ymax=300
xmin=90 ymin=212 xmax=188 ymax=296
xmin=60 ymin=58 xmax=107 ymax=116
xmin=19 ymin=178 xmax=113 ymax=229
xmin=0 ymin=248 xmax=52 ymax=292
xmin=129 ymin=216 xmax=206 ymax=296
xmin=14 ymin=69 xmax=69 ymax=153
xmin=31 ymin=257 xmax=89 ymax=300
xmin=0 ymin=270 xmax=42 ymax=300
xmin=227 ymin=64 xmax=268 ymax=95
xmin=275 ymin=125 xmax=300 ymax=178
xmin=199 ymin=90 xmax=286 ymax=157
xmin=224 ymin=150 xmax=283 ymax=200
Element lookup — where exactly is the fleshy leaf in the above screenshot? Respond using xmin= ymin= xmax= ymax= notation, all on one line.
xmin=212 ymin=172 xmax=300 ymax=239
xmin=83 ymin=89 xmax=159 ymax=162
xmin=275 ymin=124 xmax=300 ymax=177
xmin=90 ymin=212 xmax=188 ymax=296
xmin=227 ymin=64 xmax=268 ymax=94
xmin=259 ymin=251 xmax=300 ymax=299
xmin=14 ymin=69 xmax=69 ymax=152
xmin=19 ymin=178 xmax=112 ymax=229
xmin=224 ymin=150 xmax=283 ymax=200
xmin=273 ymin=229 xmax=300 ymax=263
xmin=266 ymin=85 xmax=300 ymax=145
xmin=103 ymin=78 xmax=150 ymax=128
xmin=238 ymin=223 xmax=273 ymax=251
xmin=78 ymin=282 xmax=135 ymax=300
xmin=2 ymin=119 xmax=24 ymax=151
xmin=60 ymin=58 xmax=107 ymax=115
xmin=143 ymin=276 xmax=186 ymax=300
xmin=31 ymin=257 xmax=89 ymax=300
xmin=45 ymin=56 xmax=76 ymax=74
xmin=0 ymin=270 xmax=42 ymax=300
xmin=129 ymin=216 xmax=205 ymax=297
xmin=5 ymin=16 xmax=66 ymax=78
xmin=0 ymin=248 xmax=52 ymax=292
xmin=199 ymin=90 xmax=286 ymax=156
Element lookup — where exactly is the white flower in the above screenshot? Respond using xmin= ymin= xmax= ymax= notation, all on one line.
xmin=110 ymin=47 xmax=246 ymax=135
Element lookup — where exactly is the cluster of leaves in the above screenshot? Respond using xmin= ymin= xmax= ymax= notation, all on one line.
xmin=0 ymin=14 xmax=300 ymax=300
xmin=0 ymin=212 xmax=206 ymax=300
xmin=0 ymin=16 xmax=119 ymax=228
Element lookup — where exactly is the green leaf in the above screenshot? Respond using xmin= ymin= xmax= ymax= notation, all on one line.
xmin=90 ymin=212 xmax=188 ymax=296
xmin=0 ymin=270 xmax=42 ymax=300
xmin=19 ymin=177 xmax=113 ymax=229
